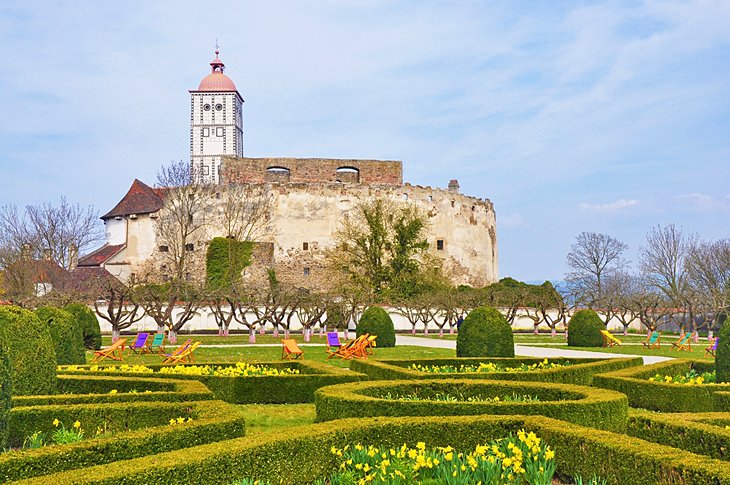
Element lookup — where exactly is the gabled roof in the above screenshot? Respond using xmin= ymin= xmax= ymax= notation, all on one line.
xmin=101 ymin=179 xmax=164 ymax=220
xmin=78 ymin=244 xmax=126 ymax=267
xmin=65 ymin=266 xmax=119 ymax=293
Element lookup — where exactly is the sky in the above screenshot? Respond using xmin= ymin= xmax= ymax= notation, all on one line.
xmin=1 ymin=1 xmax=728 ymax=282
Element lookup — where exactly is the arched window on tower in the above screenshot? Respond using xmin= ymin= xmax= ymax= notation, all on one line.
xmin=266 ymin=166 xmax=291 ymax=184
xmin=335 ymin=166 xmax=360 ymax=184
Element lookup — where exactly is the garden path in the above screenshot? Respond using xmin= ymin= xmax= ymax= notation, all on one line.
xmin=394 ymin=335 xmax=672 ymax=365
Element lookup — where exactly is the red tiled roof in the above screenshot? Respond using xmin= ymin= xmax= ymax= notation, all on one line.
xmin=78 ymin=244 xmax=125 ymax=267
xmin=101 ymin=179 xmax=164 ymax=220
xmin=66 ymin=266 xmax=119 ymax=293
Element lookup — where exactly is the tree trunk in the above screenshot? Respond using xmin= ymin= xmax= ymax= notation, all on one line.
xmin=223 ymin=328 xmax=229 ymax=337
xmin=157 ymin=324 xmax=165 ymax=334
xmin=111 ymin=328 xmax=120 ymax=343
xmin=249 ymin=327 xmax=256 ymax=343
xmin=218 ymin=327 xmax=224 ymax=336
xmin=273 ymin=327 xmax=279 ymax=338
xmin=343 ymin=329 xmax=349 ymax=339
xmin=168 ymin=330 xmax=178 ymax=344
xmin=449 ymin=326 xmax=455 ymax=335
xmin=551 ymin=328 xmax=557 ymax=337
xmin=259 ymin=325 xmax=266 ymax=335
xmin=693 ymin=331 xmax=699 ymax=343
xmin=709 ymin=330 xmax=714 ymax=340
xmin=423 ymin=326 xmax=429 ymax=335
xmin=439 ymin=328 xmax=444 ymax=337
xmin=534 ymin=325 xmax=539 ymax=335
xmin=284 ymin=329 xmax=290 ymax=339
xmin=411 ymin=327 xmax=416 ymax=335
xmin=304 ymin=327 xmax=311 ymax=342
xmin=623 ymin=326 xmax=628 ymax=336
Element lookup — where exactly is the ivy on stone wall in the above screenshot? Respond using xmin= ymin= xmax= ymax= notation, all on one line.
xmin=206 ymin=237 xmax=254 ymax=291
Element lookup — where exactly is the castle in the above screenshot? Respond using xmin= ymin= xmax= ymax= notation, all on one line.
xmin=80 ymin=50 xmax=499 ymax=290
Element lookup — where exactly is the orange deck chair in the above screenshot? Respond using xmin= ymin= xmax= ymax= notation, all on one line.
xmin=162 ymin=341 xmax=200 ymax=365
xmin=92 ymin=338 xmax=128 ymax=363
xmin=282 ymin=339 xmax=304 ymax=359
xmin=160 ymin=339 xmax=193 ymax=364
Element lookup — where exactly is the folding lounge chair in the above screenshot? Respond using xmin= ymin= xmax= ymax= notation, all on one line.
xmin=348 ymin=334 xmax=371 ymax=359
xmin=162 ymin=341 xmax=200 ymax=365
xmin=128 ymin=332 xmax=149 ymax=354
xmin=160 ymin=339 xmax=193 ymax=364
xmin=364 ymin=335 xmax=377 ymax=355
xmin=282 ymin=339 xmax=304 ymax=360
xmin=600 ymin=330 xmax=621 ymax=347
xmin=642 ymin=331 xmax=661 ymax=349
xmin=92 ymin=338 xmax=128 ymax=363
xmin=706 ymin=337 xmax=719 ymax=357
xmin=326 ymin=337 xmax=356 ymax=359
xmin=326 ymin=332 xmax=341 ymax=350
xmin=146 ymin=333 xmax=166 ymax=354
xmin=671 ymin=332 xmax=692 ymax=351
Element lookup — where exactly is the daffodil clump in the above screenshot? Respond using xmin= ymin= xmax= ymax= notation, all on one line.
xmin=157 ymin=362 xmax=300 ymax=377
xmin=329 ymin=430 xmax=556 ymax=484
xmin=57 ymin=364 xmax=154 ymax=374
xmin=51 ymin=418 xmax=84 ymax=445
xmin=169 ymin=416 xmax=194 ymax=426
xmin=381 ymin=392 xmax=540 ymax=403
xmin=410 ymin=359 xmax=569 ymax=375
xmin=648 ymin=369 xmax=715 ymax=385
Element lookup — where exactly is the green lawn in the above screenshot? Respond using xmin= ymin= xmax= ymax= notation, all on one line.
xmin=534 ymin=341 xmax=715 ymax=361
xmin=236 ymin=404 xmax=316 ymax=435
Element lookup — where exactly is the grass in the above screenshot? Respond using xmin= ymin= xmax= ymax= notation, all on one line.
xmin=236 ymin=404 xmax=316 ymax=435
xmin=536 ymin=341 xmax=715 ymax=361
xmin=85 ymin=344 xmax=455 ymax=366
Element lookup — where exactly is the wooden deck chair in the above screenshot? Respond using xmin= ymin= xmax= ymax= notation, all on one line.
xmin=671 ymin=332 xmax=692 ymax=351
xmin=92 ymin=338 xmax=128 ymax=363
xmin=162 ymin=341 xmax=200 ymax=364
xmin=282 ymin=339 xmax=304 ymax=360
xmin=364 ymin=335 xmax=377 ymax=355
xmin=128 ymin=332 xmax=149 ymax=354
xmin=326 ymin=332 xmax=341 ymax=350
xmin=160 ymin=339 xmax=193 ymax=364
xmin=146 ymin=333 xmax=166 ymax=354
xmin=326 ymin=337 xmax=357 ymax=359
xmin=706 ymin=337 xmax=719 ymax=357
xmin=642 ymin=331 xmax=661 ymax=349
xmin=348 ymin=334 xmax=371 ymax=359
xmin=600 ymin=330 xmax=622 ymax=347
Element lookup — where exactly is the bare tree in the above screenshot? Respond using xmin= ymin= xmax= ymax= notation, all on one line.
xmin=639 ymin=224 xmax=695 ymax=304
xmin=221 ymin=184 xmax=273 ymax=241
xmin=686 ymin=238 xmax=730 ymax=339
xmin=93 ymin=279 xmax=144 ymax=342
xmin=565 ymin=232 xmax=628 ymax=308
xmin=135 ymin=281 xmax=201 ymax=343
xmin=156 ymin=160 xmax=213 ymax=281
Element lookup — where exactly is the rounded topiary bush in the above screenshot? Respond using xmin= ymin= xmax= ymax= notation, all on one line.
xmin=64 ymin=302 xmax=102 ymax=350
xmin=716 ymin=318 xmax=730 ymax=383
xmin=0 ymin=345 xmax=11 ymax=449
xmin=567 ymin=309 xmax=604 ymax=347
xmin=456 ymin=306 xmax=514 ymax=357
xmin=0 ymin=306 xmax=57 ymax=395
xmin=35 ymin=307 xmax=86 ymax=365
xmin=356 ymin=306 xmax=396 ymax=347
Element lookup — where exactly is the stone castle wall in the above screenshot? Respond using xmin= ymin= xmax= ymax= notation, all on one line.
xmin=221 ymin=157 xmax=403 ymax=186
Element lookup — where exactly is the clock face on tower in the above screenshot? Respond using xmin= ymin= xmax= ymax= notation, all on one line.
xmin=204 ymin=104 xmax=211 ymax=111
xmin=215 ymin=104 xmax=223 ymax=111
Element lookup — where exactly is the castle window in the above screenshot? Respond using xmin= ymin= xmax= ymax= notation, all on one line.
xmin=185 ymin=243 xmax=194 ymax=252
xmin=302 ymin=242 xmax=309 ymax=251
xmin=185 ymin=272 xmax=191 ymax=281
xmin=162 ymin=274 xmax=170 ymax=282
xmin=427 ymin=195 xmax=433 ymax=202
xmin=202 ymin=127 xmax=210 ymax=137
xmin=204 ymin=104 xmax=211 ymax=111
xmin=159 ymin=245 xmax=169 ymax=252
xmin=303 ymin=267 xmax=310 ymax=277
xmin=215 ymin=103 xmax=223 ymax=111
xmin=402 ymin=194 xmax=409 ymax=201
xmin=266 ymin=166 xmax=291 ymax=183
xmin=335 ymin=166 xmax=360 ymax=184
xmin=436 ymin=239 xmax=444 ymax=251
xmin=216 ymin=127 xmax=224 ymax=137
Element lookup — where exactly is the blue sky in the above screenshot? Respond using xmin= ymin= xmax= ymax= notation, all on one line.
xmin=1 ymin=1 xmax=728 ymax=282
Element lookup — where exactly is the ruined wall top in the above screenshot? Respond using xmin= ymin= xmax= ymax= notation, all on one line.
xmin=221 ymin=156 xmax=403 ymax=186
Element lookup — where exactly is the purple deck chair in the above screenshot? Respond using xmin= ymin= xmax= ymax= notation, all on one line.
xmin=129 ymin=332 xmax=150 ymax=354
xmin=326 ymin=332 xmax=341 ymax=349
xmin=706 ymin=337 xmax=719 ymax=357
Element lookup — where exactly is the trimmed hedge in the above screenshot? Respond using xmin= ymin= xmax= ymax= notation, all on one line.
xmin=12 ymin=375 xmax=214 ymax=407
xmin=55 ymin=361 xmax=368 ymax=404
xmin=592 ymin=359 xmax=730 ymax=412
xmin=314 ymin=379 xmax=628 ymax=432
xmin=567 ymin=309 xmax=604 ymax=347
xmin=456 ymin=306 xmax=514 ymax=357
xmin=0 ymin=345 xmax=11 ymax=449
xmin=16 ymin=414 xmax=730 ymax=484
xmin=0 ymin=306 xmax=57 ymax=395
xmin=356 ymin=306 xmax=395 ymax=347
xmin=718 ymin=319 xmax=730 ymax=383
xmin=349 ymin=356 xmax=643 ymax=385
xmin=627 ymin=409 xmax=730 ymax=461
xmin=0 ymin=400 xmax=245 ymax=482
xmin=64 ymin=303 xmax=102 ymax=350
xmin=35 ymin=307 xmax=86 ymax=365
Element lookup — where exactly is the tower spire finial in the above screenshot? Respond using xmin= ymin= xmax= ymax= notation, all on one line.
xmin=215 ymin=38 xmax=220 ymax=57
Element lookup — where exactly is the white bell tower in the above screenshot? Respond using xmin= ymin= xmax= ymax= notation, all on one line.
xmin=189 ymin=49 xmax=244 ymax=184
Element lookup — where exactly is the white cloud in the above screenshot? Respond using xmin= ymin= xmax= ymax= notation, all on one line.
xmin=676 ymin=193 xmax=730 ymax=213
xmin=579 ymin=199 xmax=640 ymax=214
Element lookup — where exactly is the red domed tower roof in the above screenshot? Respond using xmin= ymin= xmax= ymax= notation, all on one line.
xmin=191 ymin=49 xmax=242 ymax=98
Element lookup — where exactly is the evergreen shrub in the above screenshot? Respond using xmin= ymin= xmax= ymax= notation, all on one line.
xmin=0 ymin=306 xmax=57 ymax=395
xmin=356 ymin=307 xmax=396 ymax=347
xmin=64 ymin=303 xmax=102 ymax=350
xmin=35 ymin=307 xmax=86 ymax=365
xmin=567 ymin=309 xmax=604 ymax=347
xmin=0 ymin=345 xmax=11 ymax=449
xmin=716 ymin=320 xmax=730 ymax=383
xmin=456 ymin=306 xmax=514 ymax=357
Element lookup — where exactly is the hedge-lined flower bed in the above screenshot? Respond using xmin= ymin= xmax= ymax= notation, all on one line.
xmin=314 ymin=379 xmax=629 ymax=432
xmin=410 ymin=358 xmax=569 ymax=374
xmin=593 ymin=359 xmax=730 ymax=412
xmin=15 ymin=414 xmax=730 ymax=484
xmin=350 ymin=357 xmax=642 ymax=385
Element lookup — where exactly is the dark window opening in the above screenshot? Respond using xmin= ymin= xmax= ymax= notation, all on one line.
xmin=185 ymin=243 xmax=195 ymax=252
xmin=303 ymin=242 xmax=309 ymax=250
xmin=303 ymin=267 xmax=310 ymax=277
xmin=159 ymin=245 xmax=169 ymax=252
xmin=436 ymin=239 xmax=444 ymax=251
